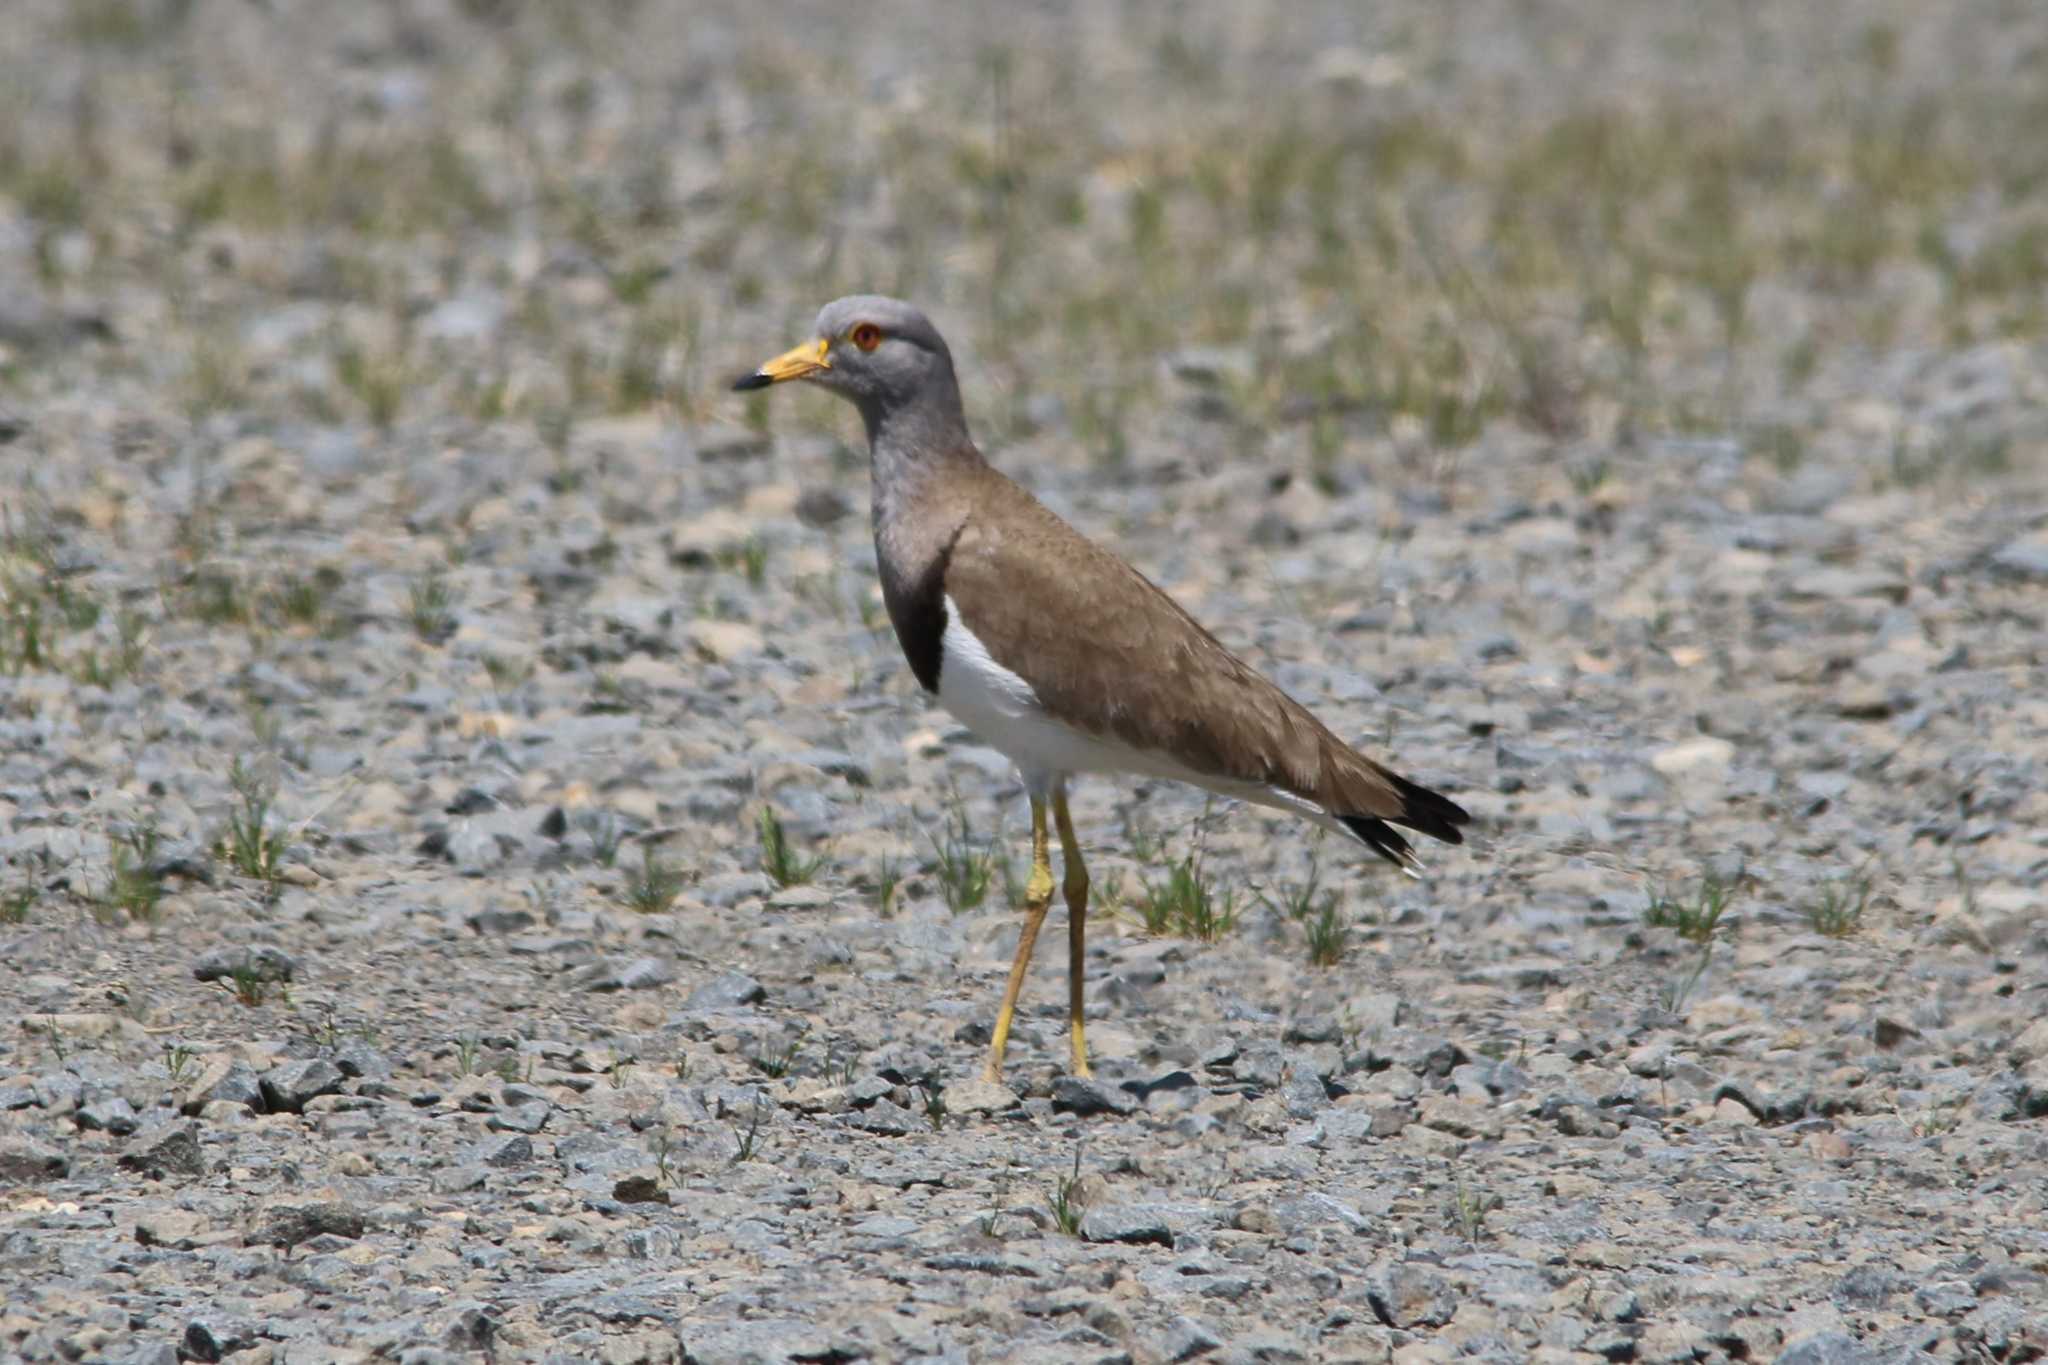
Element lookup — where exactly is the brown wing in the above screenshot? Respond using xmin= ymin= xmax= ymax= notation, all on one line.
xmin=940 ymin=466 xmax=1466 ymax=852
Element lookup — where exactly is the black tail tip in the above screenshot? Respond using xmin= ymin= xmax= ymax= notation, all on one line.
xmin=1337 ymin=775 xmax=1470 ymax=872
xmin=1388 ymin=772 xmax=1470 ymax=845
xmin=731 ymin=372 xmax=773 ymax=392
xmin=1338 ymin=815 xmax=1423 ymax=871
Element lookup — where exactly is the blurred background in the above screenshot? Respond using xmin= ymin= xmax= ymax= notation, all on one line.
xmin=2 ymin=0 xmax=2042 ymax=488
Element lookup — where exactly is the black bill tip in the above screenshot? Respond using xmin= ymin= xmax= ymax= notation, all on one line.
xmin=731 ymin=372 xmax=773 ymax=392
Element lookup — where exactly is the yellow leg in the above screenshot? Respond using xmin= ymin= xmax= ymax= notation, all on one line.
xmin=983 ymin=796 xmax=1055 ymax=1084
xmin=1054 ymin=790 xmax=1091 ymax=1078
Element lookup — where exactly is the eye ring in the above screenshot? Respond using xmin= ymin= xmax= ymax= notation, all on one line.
xmin=850 ymin=323 xmax=882 ymax=352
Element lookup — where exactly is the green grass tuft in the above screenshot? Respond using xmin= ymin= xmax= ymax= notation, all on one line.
xmin=1643 ymin=872 xmax=1735 ymax=944
xmin=218 ymin=759 xmax=287 ymax=894
xmin=407 ymin=572 xmax=456 ymax=644
xmin=1046 ymin=1148 xmax=1084 ymax=1237
xmin=624 ymin=845 xmax=686 ymax=914
xmin=928 ymin=806 xmax=997 ymax=914
xmin=102 ymin=823 xmax=165 ymax=921
xmin=1135 ymin=852 xmax=1239 ymax=942
xmin=757 ymin=808 xmax=823 ymax=888
xmin=1805 ymin=874 xmax=1873 ymax=938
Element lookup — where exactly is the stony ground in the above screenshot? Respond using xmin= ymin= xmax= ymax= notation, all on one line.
xmin=3 ymin=2 xmax=2047 ymax=1362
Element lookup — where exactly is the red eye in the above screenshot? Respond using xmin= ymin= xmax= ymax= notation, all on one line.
xmin=850 ymin=323 xmax=882 ymax=352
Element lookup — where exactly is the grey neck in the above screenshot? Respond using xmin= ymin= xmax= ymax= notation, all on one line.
xmin=860 ymin=381 xmax=977 ymax=522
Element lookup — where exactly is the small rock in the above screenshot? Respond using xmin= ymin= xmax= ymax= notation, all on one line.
xmin=613 ymin=956 xmax=674 ymax=990
xmin=433 ymin=1166 xmax=489 ymax=1194
xmin=613 ymin=1172 xmax=671 ymax=1205
xmin=1161 ymin=1315 xmax=1224 ymax=1362
xmin=0 ymin=1137 xmax=69 ymax=1181
xmin=119 ymin=1123 xmax=206 ymax=1179
xmin=258 ymin=1201 xmax=366 ymax=1249
xmin=1165 ymin=345 xmax=1254 ymax=388
xmin=1598 ymin=1289 xmax=1641 ymax=1323
xmin=848 ymin=1098 xmax=922 ymax=1136
xmin=182 ymin=1317 xmax=257 ymax=1364
xmin=191 ymin=946 xmax=297 ymax=984
xmin=1280 ymin=1070 xmax=1328 ymax=1119
xmin=466 ymin=906 xmax=535 ymax=935
xmin=487 ymin=1101 xmax=551 ymax=1135
xmin=685 ymin=971 xmax=766 ymax=1010
xmin=331 ymin=1041 xmax=392 ymax=1080
xmin=1418 ymin=1095 xmax=1503 ymax=1139
xmin=1712 ymin=1096 xmax=1759 ymax=1126
xmin=573 ymin=955 xmax=674 ymax=992
xmin=1988 ymin=529 xmax=2048 ymax=580
xmin=943 ymin=1078 xmax=1018 ymax=1115
xmin=1650 ymin=736 xmax=1735 ymax=778
xmin=794 ymin=486 xmax=851 ymax=528
xmin=1874 ymin=1017 xmax=1921 ymax=1050
xmin=181 ymin=1060 xmax=266 ymax=1115
xmin=1079 ymin=1204 xmax=1175 ymax=1247
xmin=676 ymin=1320 xmax=853 ymax=1365
xmin=1585 ymin=1328 xmax=1642 ymax=1362
xmin=441 ymin=1304 xmax=499 ymax=1353
xmin=475 ymin=1134 xmax=532 ymax=1167
xmin=625 ymin=1225 xmax=682 ymax=1259
xmin=1776 ymin=1330 xmax=1878 ymax=1365
xmin=1053 ymin=1075 xmax=1138 ymax=1116
xmin=134 ymin=1210 xmax=209 ymax=1249
xmin=1914 ymin=1280 xmax=1979 ymax=1316
xmin=1284 ymin=1014 xmax=1343 ymax=1045
xmin=76 ymin=1092 xmax=139 ymax=1135
xmin=1372 ymin=1262 xmax=1456 ymax=1328
xmin=2009 ymin=1017 xmax=2048 ymax=1063
xmin=259 ymin=1058 xmax=345 ymax=1113
xmin=686 ymin=619 xmax=764 ymax=662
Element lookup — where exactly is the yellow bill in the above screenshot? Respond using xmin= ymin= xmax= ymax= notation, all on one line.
xmin=733 ymin=337 xmax=830 ymax=390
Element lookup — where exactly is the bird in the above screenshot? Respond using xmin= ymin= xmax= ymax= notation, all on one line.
xmin=735 ymin=296 xmax=1469 ymax=1084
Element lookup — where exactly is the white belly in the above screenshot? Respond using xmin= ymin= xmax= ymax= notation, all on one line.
xmin=934 ymin=595 xmax=1295 ymax=804
xmin=935 ymin=597 xmax=1141 ymax=790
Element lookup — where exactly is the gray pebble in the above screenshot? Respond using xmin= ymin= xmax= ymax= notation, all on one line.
xmin=474 ymin=1134 xmax=532 ymax=1167
xmin=1279 ymin=1070 xmax=1327 ymax=1118
xmin=1052 ymin=1075 xmax=1138 ymax=1116
xmin=678 ymin=1320 xmax=853 ymax=1365
xmin=259 ymin=1059 xmax=345 ymax=1113
xmin=487 ymin=1101 xmax=551 ymax=1134
xmin=1161 ymin=1315 xmax=1224 ymax=1363
xmin=612 ymin=1172 xmax=670 ymax=1204
xmin=75 ymin=1091 xmax=138 ymax=1135
xmin=259 ymin=1201 xmax=366 ymax=1248
xmin=1079 ymin=1204 xmax=1174 ymax=1247
xmin=431 ymin=1166 xmax=489 ymax=1195
xmin=119 ymin=1123 xmax=206 ymax=1180
xmin=465 ymin=905 xmax=535 ymax=935
xmin=0 ymin=1137 xmax=69 ymax=1182
xmin=1988 ymin=529 xmax=2048 ymax=580
xmin=1371 ymin=1262 xmax=1456 ymax=1328
xmin=1776 ymin=1331 xmax=1879 ymax=1365
xmin=848 ymin=1098 xmax=922 ymax=1135
xmin=181 ymin=1317 xmax=257 ymax=1362
xmin=191 ymin=945 xmax=296 ymax=983
xmin=573 ymin=954 xmax=674 ymax=992
xmin=331 ymin=1040 xmax=392 ymax=1080
xmin=685 ymin=971 xmax=766 ymax=1010
xmin=181 ymin=1060 xmax=265 ymax=1115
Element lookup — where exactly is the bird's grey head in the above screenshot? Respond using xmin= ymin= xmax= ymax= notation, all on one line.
xmin=733 ymin=296 xmax=966 ymax=451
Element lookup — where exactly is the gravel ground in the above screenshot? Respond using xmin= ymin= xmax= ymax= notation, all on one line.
xmin=3 ymin=2 xmax=2046 ymax=1363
